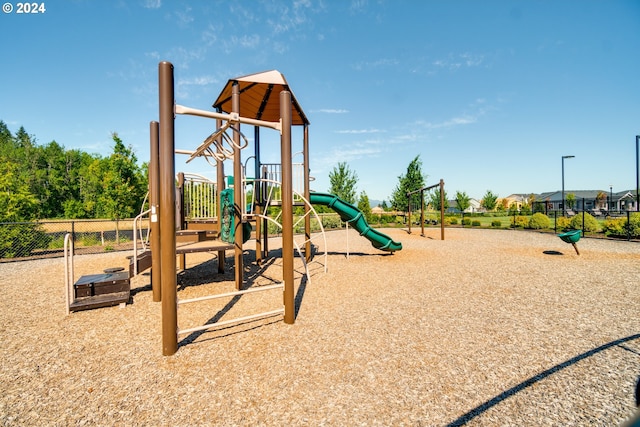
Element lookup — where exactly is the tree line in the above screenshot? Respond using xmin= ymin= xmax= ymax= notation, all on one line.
xmin=326 ymin=155 xmax=509 ymax=215
xmin=0 ymin=121 xmax=148 ymax=222
xmin=327 ymin=155 xmax=447 ymax=214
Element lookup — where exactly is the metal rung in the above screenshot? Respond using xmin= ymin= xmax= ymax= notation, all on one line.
xmin=178 ymin=308 xmax=284 ymax=336
xmin=177 ymin=283 xmax=284 ymax=305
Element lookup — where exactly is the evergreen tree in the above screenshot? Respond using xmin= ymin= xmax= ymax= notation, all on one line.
xmin=357 ymin=191 xmax=371 ymax=219
xmin=481 ymin=190 xmax=498 ymax=211
xmin=429 ymin=187 xmax=448 ymax=211
xmin=390 ymin=155 xmax=426 ymax=212
xmin=328 ymin=162 xmax=358 ymax=204
xmin=97 ymin=133 xmax=144 ymax=220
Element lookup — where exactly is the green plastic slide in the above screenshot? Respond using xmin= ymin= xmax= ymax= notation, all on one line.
xmin=309 ymin=192 xmax=402 ymax=252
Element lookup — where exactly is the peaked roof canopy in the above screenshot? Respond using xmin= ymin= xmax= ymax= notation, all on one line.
xmin=212 ymin=70 xmax=309 ymax=126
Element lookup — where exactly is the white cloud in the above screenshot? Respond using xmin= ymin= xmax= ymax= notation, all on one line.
xmin=335 ymin=129 xmax=384 ymax=134
xmin=415 ymin=115 xmax=477 ymax=129
xmin=433 ymin=52 xmax=484 ymax=71
xmin=312 ymin=108 xmax=349 ymax=114
xmin=142 ymin=0 xmax=161 ymax=9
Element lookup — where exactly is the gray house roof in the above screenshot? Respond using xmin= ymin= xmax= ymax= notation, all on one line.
xmin=534 ymin=190 xmax=635 ymax=202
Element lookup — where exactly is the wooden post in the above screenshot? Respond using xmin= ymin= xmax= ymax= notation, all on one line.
xmin=254 ymin=126 xmax=262 ymax=264
xmin=280 ymin=91 xmax=295 ymax=324
xmin=420 ymin=188 xmax=425 ymax=237
xmin=158 ymin=61 xmax=178 ymax=356
xmin=303 ymin=124 xmax=311 ymax=262
xmin=177 ymin=172 xmax=186 ymax=271
xmin=216 ymin=117 xmax=226 ymax=274
xmin=407 ymin=192 xmax=412 ymax=234
xmin=232 ymin=81 xmax=243 ymax=290
xmin=439 ymin=179 xmax=445 ymax=241
xmin=149 ymin=121 xmax=161 ymax=302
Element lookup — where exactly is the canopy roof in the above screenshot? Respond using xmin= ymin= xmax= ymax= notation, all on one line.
xmin=212 ymin=70 xmax=309 ymax=126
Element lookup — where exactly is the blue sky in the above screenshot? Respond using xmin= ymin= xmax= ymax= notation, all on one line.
xmin=1 ymin=0 xmax=639 ymax=202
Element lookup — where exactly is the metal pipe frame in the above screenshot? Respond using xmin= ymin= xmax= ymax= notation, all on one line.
xmin=232 ymin=82 xmax=243 ymax=291
xmin=178 ymin=309 xmax=285 ymax=336
xmin=174 ymin=104 xmax=282 ymax=132
xmin=280 ymin=91 xmax=295 ymax=324
xmin=149 ymin=121 xmax=162 ymax=302
xmin=178 ymin=283 xmax=284 ymax=306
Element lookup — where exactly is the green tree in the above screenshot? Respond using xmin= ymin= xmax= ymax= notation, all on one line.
xmin=328 ymin=162 xmax=358 ymax=204
xmin=390 ymin=155 xmax=426 ymax=212
xmin=455 ymin=191 xmax=470 ymax=213
xmin=481 ymin=190 xmax=498 ymax=211
xmin=429 ymin=188 xmax=448 ymax=211
xmin=357 ymin=191 xmax=371 ymax=220
xmin=565 ymin=193 xmax=576 ymax=210
xmin=97 ymin=133 xmax=145 ymax=220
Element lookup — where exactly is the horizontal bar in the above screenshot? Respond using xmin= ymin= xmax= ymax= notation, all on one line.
xmin=177 ymin=308 xmax=284 ymax=335
xmin=177 ymin=283 xmax=284 ymax=305
xmin=406 ymin=182 xmax=441 ymax=196
xmin=175 ymin=104 xmax=281 ymax=132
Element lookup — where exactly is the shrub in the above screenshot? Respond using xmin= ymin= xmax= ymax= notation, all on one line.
xmin=471 ymin=220 xmax=481 ymax=227
xmin=449 ymin=218 xmax=458 ymax=225
xmin=461 ymin=218 xmax=471 ymax=226
xmin=491 ymin=220 xmax=502 ymax=228
xmin=602 ymin=217 xmax=626 ymax=236
xmin=511 ymin=216 xmax=529 ymax=228
xmin=628 ymin=213 xmax=640 ymax=238
xmin=528 ymin=213 xmax=550 ymax=229
xmin=570 ymin=213 xmax=599 ymax=232
xmin=0 ymin=223 xmax=51 ymax=258
xmin=556 ymin=216 xmax=572 ymax=231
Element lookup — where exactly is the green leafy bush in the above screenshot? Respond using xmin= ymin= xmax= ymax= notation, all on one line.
xmin=471 ymin=220 xmax=481 ymax=227
xmin=0 ymin=223 xmax=51 ymax=258
xmin=557 ymin=216 xmax=572 ymax=231
xmin=528 ymin=213 xmax=550 ymax=229
xmin=491 ymin=220 xmax=501 ymax=228
xmin=628 ymin=213 xmax=640 ymax=238
xmin=461 ymin=218 xmax=471 ymax=226
xmin=570 ymin=213 xmax=599 ymax=232
xmin=511 ymin=216 xmax=529 ymax=228
xmin=602 ymin=217 xmax=626 ymax=236
xmin=449 ymin=218 xmax=458 ymax=225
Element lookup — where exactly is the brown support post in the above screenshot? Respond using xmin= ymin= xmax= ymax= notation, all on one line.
xmin=177 ymin=172 xmax=186 ymax=271
xmin=254 ymin=126 xmax=262 ymax=265
xmin=420 ymin=188 xmax=425 ymax=237
xmin=407 ymin=193 xmax=412 ymax=234
xmin=262 ymin=165 xmax=269 ymax=257
xmin=280 ymin=91 xmax=295 ymax=324
xmin=232 ymin=81 xmax=243 ymax=290
xmin=303 ymin=125 xmax=311 ymax=262
xmin=159 ymin=61 xmax=178 ymax=356
xmin=216 ymin=117 xmax=226 ymax=274
xmin=439 ymin=179 xmax=445 ymax=241
xmin=149 ymin=121 xmax=161 ymax=302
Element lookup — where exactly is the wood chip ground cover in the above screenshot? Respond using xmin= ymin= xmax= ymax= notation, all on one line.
xmin=1 ymin=228 xmax=639 ymax=426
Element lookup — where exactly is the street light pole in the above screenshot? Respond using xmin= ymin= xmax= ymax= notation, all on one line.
xmin=562 ymin=155 xmax=575 ymax=216
xmin=609 ymin=184 xmax=613 ymax=213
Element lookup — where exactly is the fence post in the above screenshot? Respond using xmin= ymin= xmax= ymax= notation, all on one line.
xmin=582 ymin=198 xmax=585 ymax=235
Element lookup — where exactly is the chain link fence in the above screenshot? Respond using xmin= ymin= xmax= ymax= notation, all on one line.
xmin=0 ymin=219 xmax=149 ymax=262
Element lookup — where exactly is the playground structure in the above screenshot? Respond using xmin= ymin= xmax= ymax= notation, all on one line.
xmin=406 ymin=179 xmax=446 ymax=240
xmin=64 ymin=61 xmax=403 ymax=356
xmin=558 ymin=229 xmax=582 ymax=255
